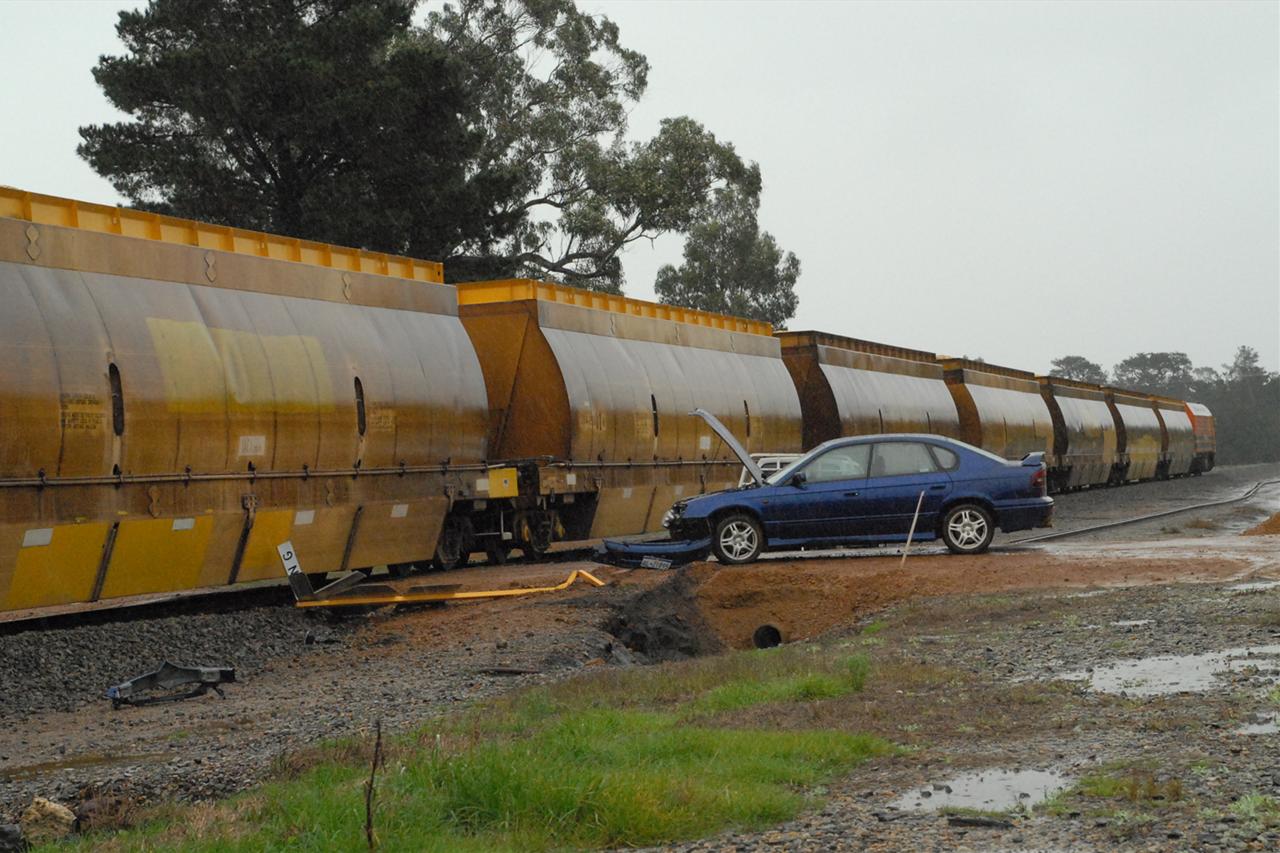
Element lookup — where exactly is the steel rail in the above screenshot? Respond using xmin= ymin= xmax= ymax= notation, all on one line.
xmin=1012 ymin=479 xmax=1280 ymax=544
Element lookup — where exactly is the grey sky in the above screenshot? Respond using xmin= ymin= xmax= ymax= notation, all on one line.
xmin=2 ymin=0 xmax=1276 ymax=375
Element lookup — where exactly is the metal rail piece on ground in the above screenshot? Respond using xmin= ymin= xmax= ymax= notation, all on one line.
xmin=278 ymin=539 xmax=606 ymax=610
xmin=105 ymin=661 xmax=235 ymax=709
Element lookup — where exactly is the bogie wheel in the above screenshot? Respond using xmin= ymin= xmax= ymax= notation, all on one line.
xmin=484 ymin=540 xmax=512 ymax=565
xmin=432 ymin=516 xmax=472 ymax=571
xmin=940 ymin=503 xmax=994 ymax=555
xmin=518 ymin=512 xmax=554 ymax=562
xmin=711 ymin=513 xmax=764 ymax=565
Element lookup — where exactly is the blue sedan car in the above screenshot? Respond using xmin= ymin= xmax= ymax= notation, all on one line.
xmin=605 ymin=412 xmax=1053 ymax=566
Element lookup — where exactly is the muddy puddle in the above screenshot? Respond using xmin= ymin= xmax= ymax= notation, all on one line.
xmin=1226 ymin=579 xmax=1280 ymax=593
xmin=1236 ymin=713 xmax=1279 ymax=736
xmin=892 ymin=768 xmax=1069 ymax=813
xmin=1063 ymin=644 xmax=1280 ymax=697
xmin=1 ymin=751 xmax=167 ymax=782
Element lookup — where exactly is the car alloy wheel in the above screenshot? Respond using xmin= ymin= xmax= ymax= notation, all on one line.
xmin=712 ymin=513 xmax=763 ymax=564
xmin=942 ymin=504 xmax=994 ymax=554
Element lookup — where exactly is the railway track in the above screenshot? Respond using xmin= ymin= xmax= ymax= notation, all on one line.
xmin=1011 ymin=479 xmax=1280 ymax=544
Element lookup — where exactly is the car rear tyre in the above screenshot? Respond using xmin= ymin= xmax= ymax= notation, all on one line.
xmin=711 ymin=513 xmax=764 ymax=565
xmin=941 ymin=504 xmax=994 ymax=555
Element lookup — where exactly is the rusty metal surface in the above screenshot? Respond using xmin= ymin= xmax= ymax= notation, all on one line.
xmin=0 ymin=215 xmax=488 ymax=613
xmin=1185 ymin=402 xmax=1216 ymax=456
xmin=941 ymin=360 xmax=1054 ymax=460
xmin=1038 ymin=378 xmax=1117 ymax=488
xmin=1106 ymin=390 xmax=1163 ymax=481
xmin=457 ymin=283 xmax=802 ymax=540
xmin=778 ymin=332 xmax=959 ymax=447
xmin=1153 ymin=397 xmax=1195 ymax=476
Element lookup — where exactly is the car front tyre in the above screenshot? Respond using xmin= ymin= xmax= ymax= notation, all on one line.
xmin=711 ymin=513 xmax=764 ymax=565
xmin=941 ymin=504 xmax=994 ymax=555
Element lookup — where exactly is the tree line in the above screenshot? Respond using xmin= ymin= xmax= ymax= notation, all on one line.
xmin=1050 ymin=348 xmax=1278 ymax=464
xmin=78 ymin=0 xmax=800 ymax=325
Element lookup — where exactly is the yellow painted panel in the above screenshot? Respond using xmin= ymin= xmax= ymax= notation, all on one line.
xmin=5 ymin=522 xmax=109 ymax=610
xmin=236 ymin=509 xmax=295 ymax=582
xmin=147 ymin=318 xmax=335 ymax=415
xmin=347 ymin=499 xmax=447 ymax=569
xmin=99 ymin=516 xmax=214 ymax=599
xmin=589 ymin=487 xmax=655 ymax=539
xmin=456 ymin=279 xmax=773 ymax=336
xmin=480 ymin=467 xmax=520 ymax=499
xmin=0 ymin=186 xmax=444 ymax=283
xmin=286 ymin=506 xmax=358 ymax=575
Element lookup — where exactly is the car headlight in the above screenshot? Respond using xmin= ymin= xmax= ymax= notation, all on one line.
xmin=662 ymin=503 xmax=686 ymax=529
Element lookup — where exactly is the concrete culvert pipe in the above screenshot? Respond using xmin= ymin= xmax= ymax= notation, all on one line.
xmin=753 ymin=624 xmax=784 ymax=649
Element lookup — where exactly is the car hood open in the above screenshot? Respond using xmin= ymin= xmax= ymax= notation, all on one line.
xmin=691 ymin=407 xmax=763 ymax=486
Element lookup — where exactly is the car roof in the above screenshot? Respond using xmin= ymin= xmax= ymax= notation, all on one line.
xmin=816 ymin=433 xmax=967 ymax=449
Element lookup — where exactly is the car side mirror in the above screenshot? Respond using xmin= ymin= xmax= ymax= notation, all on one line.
xmin=790 ymin=471 xmax=807 ymax=488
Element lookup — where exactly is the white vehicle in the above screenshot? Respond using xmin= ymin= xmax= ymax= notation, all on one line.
xmin=737 ymin=453 xmax=803 ymax=488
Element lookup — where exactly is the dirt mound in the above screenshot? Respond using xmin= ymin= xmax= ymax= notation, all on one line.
xmin=606 ymin=565 xmax=726 ymax=660
xmin=608 ymin=545 xmax=1260 ymax=653
xmin=1243 ymin=512 xmax=1280 ymax=536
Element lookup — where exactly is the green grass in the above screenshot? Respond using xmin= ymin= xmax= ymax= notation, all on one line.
xmin=1230 ymin=793 xmax=1280 ymax=826
xmin=56 ymin=646 xmax=892 ymax=851
xmin=1077 ymin=772 xmax=1182 ymax=802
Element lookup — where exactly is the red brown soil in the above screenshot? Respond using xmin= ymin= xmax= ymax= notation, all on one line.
xmin=683 ymin=550 xmax=1254 ymax=649
xmin=1243 ymin=512 xmax=1280 ymax=536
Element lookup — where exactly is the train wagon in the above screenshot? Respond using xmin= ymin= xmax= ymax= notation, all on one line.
xmin=1185 ymin=402 xmax=1216 ymax=473
xmin=0 ymin=188 xmax=492 ymax=615
xmin=1037 ymin=376 xmax=1118 ymax=490
xmin=1152 ymin=396 xmax=1196 ymax=478
xmin=939 ymin=359 xmax=1054 ymax=461
xmin=455 ymin=278 xmax=803 ymax=544
xmin=776 ymin=331 xmax=960 ymax=449
xmin=1105 ymin=388 xmax=1163 ymax=482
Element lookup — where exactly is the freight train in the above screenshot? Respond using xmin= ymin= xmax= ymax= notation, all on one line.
xmin=0 ymin=189 xmax=1216 ymax=617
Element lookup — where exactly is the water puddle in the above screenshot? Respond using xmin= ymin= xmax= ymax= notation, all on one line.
xmin=1236 ymin=713 xmax=1279 ymax=735
xmin=891 ymin=768 xmax=1069 ymax=813
xmin=1111 ymin=619 xmax=1152 ymax=628
xmin=1 ymin=751 xmax=167 ymax=782
xmin=1227 ymin=580 xmax=1280 ymax=593
xmin=1062 ymin=644 xmax=1280 ymax=697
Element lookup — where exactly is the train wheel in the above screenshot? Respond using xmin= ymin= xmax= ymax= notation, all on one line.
xmin=519 ymin=512 xmax=554 ymax=562
xmin=484 ymin=540 xmax=512 ymax=565
xmin=432 ymin=517 xmax=471 ymax=571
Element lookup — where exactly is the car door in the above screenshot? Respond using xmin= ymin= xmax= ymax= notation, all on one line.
xmin=857 ymin=441 xmax=953 ymax=536
xmin=764 ymin=443 xmax=871 ymax=541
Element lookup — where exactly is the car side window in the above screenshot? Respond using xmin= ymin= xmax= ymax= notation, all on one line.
xmin=803 ymin=444 xmax=871 ymax=483
xmin=869 ymin=442 xmax=939 ymax=477
xmin=930 ymin=445 xmax=960 ymax=471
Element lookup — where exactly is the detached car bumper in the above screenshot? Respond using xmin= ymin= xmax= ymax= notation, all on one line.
xmin=599 ymin=535 xmax=712 ymax=568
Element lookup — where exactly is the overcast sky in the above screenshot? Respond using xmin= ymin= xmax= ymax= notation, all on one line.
xmin=2 ymin=0 xmax=1276 ymax=375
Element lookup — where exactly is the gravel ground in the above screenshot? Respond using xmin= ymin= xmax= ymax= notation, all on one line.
xmin=648 ymin=575 xmax=1280 ymax=853
xmin=0 ymin=575 xmax=647 ymax=818
xmin=1 ymin=464 xmax=1278 ymax=850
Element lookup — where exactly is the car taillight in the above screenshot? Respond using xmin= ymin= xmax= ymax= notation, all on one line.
xmin=1030 ymin=467 xmax=1046 ymax=496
